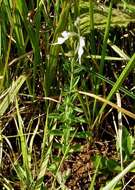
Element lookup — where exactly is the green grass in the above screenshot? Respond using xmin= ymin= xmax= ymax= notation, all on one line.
xmin=0 ymin=0 xmax=135 ymax=189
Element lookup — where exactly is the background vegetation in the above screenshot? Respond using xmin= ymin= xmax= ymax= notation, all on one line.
xmin=0 ymin=0 xmax=135 ymax=189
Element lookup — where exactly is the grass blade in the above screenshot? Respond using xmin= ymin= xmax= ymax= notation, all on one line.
xmin=96 ymin=0 xmax=114 ymax=92
xmin=0 ymin=75 xmax=26 ymax=117
xmin=98 ymin=53 xmax=135 ymax=119
xmin=78 ymin=90 xmax=135 ymax=120
xmin=102 ymin=160 xmax=135 ymax=190
xmin=15 ymin=98 xmax=33 ymax=188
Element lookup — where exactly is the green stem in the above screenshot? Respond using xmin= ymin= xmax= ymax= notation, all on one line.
xmin=96 ymin=0 xmax=114 ymax=93
xmin=89 ymin=0 xmax=96 ymax=54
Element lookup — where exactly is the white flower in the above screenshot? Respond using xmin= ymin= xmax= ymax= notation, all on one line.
xmin=78 ymin=36 xmax=85 ymax=64
xmin=61 ymin=31 xmax=70 ymax=38
xmin=53 ymin=31 xmax=71 ymax=45
xmin=57 ymin=37 xmax=66 ymax=44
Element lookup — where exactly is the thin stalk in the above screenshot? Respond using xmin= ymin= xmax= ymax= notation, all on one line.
xmin=96 ymin=0 xmax=114 ymax=93
xmin=41 ymin=108 xmax=49 ymax=162
xmin=102 ymin=160 xmax=135 ymax=190
xmin=74 ymin=0 xmax=80 ymax=19
xmin=55 ymin=0 xmax=61 ymax=24
xmin=0 ymin=24 xmax=1 ymax=57
xmin=78 ymin=90 xmax=135 ymax=120
xmin=89 ymin=157 xmax=101 ymax=190
xmin=89 ymin=0 xmax=96 ymax=54
xmin=93 ymin=0 xmax=113 ymax=118
xmin=45 ymin=0 xmax=71 ymax=96
xmin=91 ymin=71 xmax=135 ymax=99
xmin=15 ymin=98 xmax=33 ymax=186
xmin=89 ymin=0 xmax=96 ymax=120
xmin=116 ymin=92 xmax=124 ymax=172
xmin=0 ymin=23 xmax=13 ymax=90
xmin=98 ymin=53 xmax=135 ymax=122
xmin=51 ymin=130 xmax=77 ymax=190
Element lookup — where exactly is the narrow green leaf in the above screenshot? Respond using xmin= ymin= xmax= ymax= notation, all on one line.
xmin=99 ymin=53 xmax=135 ymax=116
xmin=102 ymin=160 xmax=135 ymax=190
xmin=0 ymin=75 xmax=26 ymax=117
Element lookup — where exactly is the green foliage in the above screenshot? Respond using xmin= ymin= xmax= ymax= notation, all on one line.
xmin=0 ymin=0 xmax=135 ymax=189
xmin=92 ymin=155 xmax=121 ymax=173
xmin=119 ymin=126 xmax=134 ymax=159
